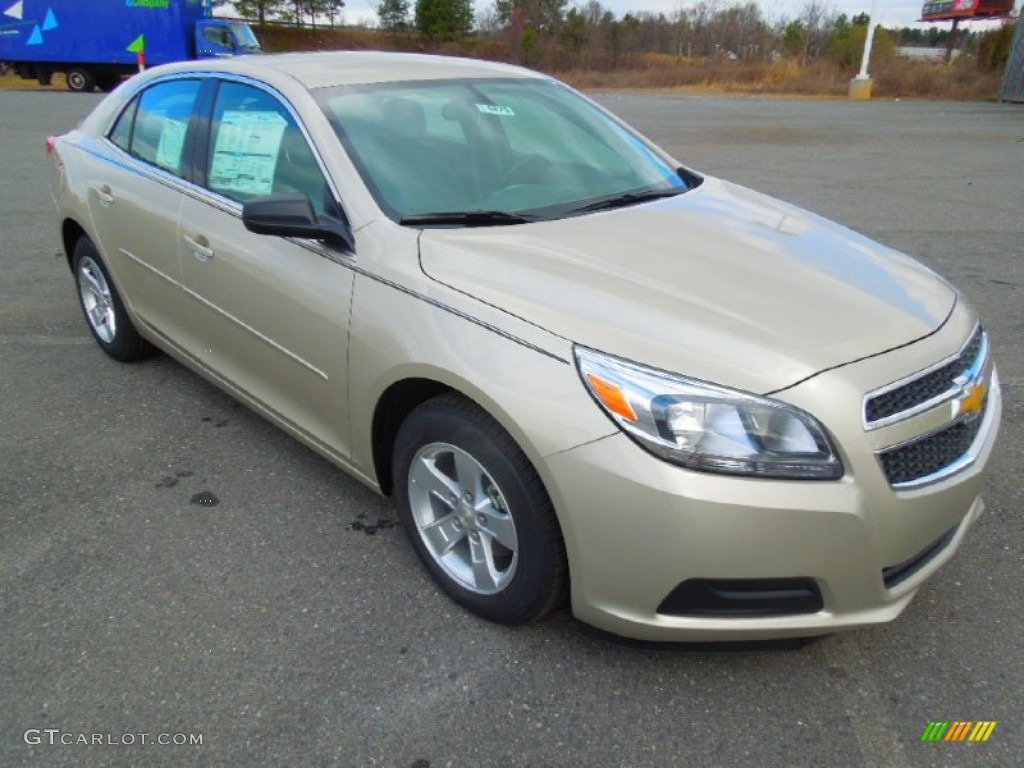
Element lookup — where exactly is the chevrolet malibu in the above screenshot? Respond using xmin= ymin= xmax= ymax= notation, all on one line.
xmin=49 ymin=52 xmax=1001 ymax=641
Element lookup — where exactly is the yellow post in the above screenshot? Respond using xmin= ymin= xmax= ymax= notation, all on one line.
xmin=848 ymin=77 xmax=873 ymax=100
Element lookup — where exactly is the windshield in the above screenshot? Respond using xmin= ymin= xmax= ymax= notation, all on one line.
xmin=316 ymin=78 xmax=694 ymax=224
xmin=230 ymin=23 xmax=261 ymax=52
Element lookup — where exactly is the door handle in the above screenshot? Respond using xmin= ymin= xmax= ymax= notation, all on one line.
xmin=95 ymin=184 xmax=114 ymax=208
xmin=184 ymin=234 xmax=214 ymax=262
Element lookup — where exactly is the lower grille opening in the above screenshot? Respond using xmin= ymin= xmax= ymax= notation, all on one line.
xmin=883 ymin=525 xmax=959 ymax=589
xmin=657 ymin=578 xmax=823 ymax=618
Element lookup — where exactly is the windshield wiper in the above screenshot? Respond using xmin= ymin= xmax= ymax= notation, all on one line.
xmin=399 ymin=210 xmax=535 ymax=227
xmin=570 ymin=188 xmax=684 ymax=215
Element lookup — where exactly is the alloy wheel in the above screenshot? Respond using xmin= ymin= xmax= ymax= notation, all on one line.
xmin=407 ymin=442 xmax=519 ymax=594
xmin=77 ymin=255 xmax=117 ymax=343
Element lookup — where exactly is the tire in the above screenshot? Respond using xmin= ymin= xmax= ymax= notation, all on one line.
xmin=66 ymin=67 xmax=95 ymax=93
xmin=73 ymin=237 xmax=155 ymax=362
xmin=96 ymin=74 xmax=121 ymax=93
xmin=393 ymin=393 xmax=567 ymax=625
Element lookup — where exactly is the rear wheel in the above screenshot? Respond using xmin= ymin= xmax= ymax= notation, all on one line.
xmin=66 ymin=67 xmax=95 ymax=93
xmin=393 ymin=394 xmax=566 ymax=624
xmin=73 ymin=238 xmax=155 ymax=362
xmin=96 ymin=74 xmax=121 ymax=93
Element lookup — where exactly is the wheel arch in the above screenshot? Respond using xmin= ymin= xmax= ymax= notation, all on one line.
xmin=369 ymin=371 xmax=556 ymax=500
xmin=61 ymin=218 xmax=89 ymax=272
xmin=371 ymin=377 xmax=453 ymax=496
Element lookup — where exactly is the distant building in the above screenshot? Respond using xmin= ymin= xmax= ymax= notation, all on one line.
xmin=896 ymin=46 xmax=962 ymax=61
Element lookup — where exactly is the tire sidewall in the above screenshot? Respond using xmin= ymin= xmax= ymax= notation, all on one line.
xmin=393 ymin=400 xmax=562 ymax=625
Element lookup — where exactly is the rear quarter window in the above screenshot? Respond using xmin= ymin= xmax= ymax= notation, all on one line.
xmin=108 ymin=98 xmax=137 ymax=152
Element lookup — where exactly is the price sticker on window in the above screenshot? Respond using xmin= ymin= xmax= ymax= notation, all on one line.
xmin=476 ymin=104 xmax=515 ymax=117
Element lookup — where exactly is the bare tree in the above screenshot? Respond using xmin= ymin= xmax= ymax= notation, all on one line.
xmin=800 ymin=0 xmax=835 ymax=63
xmin=476 ymin=2 xmax=502 ymax=35
xmin=583 ymin=0 xmax=604 ymax=26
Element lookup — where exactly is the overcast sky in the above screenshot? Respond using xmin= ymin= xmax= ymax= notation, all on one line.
xmin=247 ymin=0 xmax=1018 ymax=32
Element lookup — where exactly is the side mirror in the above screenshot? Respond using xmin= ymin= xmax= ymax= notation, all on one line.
xmin=242 ymin=194 xmax=354 ymax=252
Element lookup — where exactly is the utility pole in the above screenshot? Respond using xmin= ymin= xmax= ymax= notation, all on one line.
xmin=849 ymin=0 xmax=880 ymax=100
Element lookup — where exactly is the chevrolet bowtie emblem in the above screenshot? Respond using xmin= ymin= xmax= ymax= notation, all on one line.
xmin=955 ymin=378 xmax=988 ymax=420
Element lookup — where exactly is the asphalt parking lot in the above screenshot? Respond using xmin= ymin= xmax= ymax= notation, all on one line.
xmin=1 ymin=87 xmax=1021 ymax=768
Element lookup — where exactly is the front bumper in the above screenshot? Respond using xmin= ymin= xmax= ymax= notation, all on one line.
xmin=542 ymin=372 xmax=1001 ymax=642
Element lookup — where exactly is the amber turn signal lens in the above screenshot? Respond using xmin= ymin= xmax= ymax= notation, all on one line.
xmin=586 ymin=373 xmax=638 ymax=422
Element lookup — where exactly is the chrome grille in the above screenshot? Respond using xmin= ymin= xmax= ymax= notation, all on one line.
xmin=878 ymin=407 xmax=985 ymax=487
xmin=864 ymin=326 xmax=984 ymax=428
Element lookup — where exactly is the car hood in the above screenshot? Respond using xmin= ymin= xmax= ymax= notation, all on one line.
xmin=417 ymin=177 xmax=956 ymax=393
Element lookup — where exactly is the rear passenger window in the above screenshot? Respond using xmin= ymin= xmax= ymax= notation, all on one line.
xmin=121 ymin=80 xmax=202 ymax=177
xmin=206 ymin=81 xmax=337 ymax=217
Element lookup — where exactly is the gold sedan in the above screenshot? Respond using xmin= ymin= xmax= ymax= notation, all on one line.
xmin=49 ymin=52 xmax=1001 ymax=641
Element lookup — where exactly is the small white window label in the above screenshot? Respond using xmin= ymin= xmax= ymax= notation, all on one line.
xmin=476 ymin=104 xmax=515 ymax=117
xmin=155 ymin=118 xmax=187 ymax=171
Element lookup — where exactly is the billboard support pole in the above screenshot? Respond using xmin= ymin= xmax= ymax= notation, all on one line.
xmin=945 ymin=18 xmax=960 ymax=63
xmin=850 ymin=0 xmax=881 ymax=99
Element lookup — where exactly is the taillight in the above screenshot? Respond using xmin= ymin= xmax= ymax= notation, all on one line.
xmin=46 ymin=135 xmax=64 ymax=172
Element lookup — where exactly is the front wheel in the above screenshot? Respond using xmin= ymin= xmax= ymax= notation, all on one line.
xmin=393 ymin=394 xmax=567 ymax=625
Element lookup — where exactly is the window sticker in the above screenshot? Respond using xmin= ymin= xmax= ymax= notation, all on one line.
xmin=476 ymin=104 xmax=515 ymax=117
xmin=209 ymin=110 xmax=288 ymax=197
xmin=155 ymin=117 xmax=187 ymax=171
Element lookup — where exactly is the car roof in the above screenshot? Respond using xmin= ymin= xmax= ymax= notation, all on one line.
xmin=161 ymin=51 xmax=540 ymax=90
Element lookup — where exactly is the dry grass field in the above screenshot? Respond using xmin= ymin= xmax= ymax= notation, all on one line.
xmin=0 ymin=25 xmax=1006 ymax=101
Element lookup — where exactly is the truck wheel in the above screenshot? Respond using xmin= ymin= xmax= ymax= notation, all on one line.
xmin=96 ymin=75 xmax=121 ymax=93
xmin=66 ymin=68 xmax=95 ymax=93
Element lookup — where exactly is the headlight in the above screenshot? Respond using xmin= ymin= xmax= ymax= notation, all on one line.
xmin=575 ymin=347 xmax=843 ymax=480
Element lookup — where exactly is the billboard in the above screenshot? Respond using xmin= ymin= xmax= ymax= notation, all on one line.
xmin=921 ymin=0 xmax=1014 ymax=21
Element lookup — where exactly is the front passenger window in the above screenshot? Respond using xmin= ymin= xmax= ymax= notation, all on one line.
xmin=206 ymin=81 xmax=338 ymax=218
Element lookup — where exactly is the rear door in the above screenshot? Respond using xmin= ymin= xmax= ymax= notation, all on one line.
xmin=89 ymin=78 xmax=204 ymax=347
xmin=176 ymin=78 xmax=355 ymax=456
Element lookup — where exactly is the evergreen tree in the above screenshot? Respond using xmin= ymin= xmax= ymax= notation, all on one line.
xmin=415 ymin=0 xmax=474 ymax=41
xmin=494 ymin=0 xmax=566 ymax=29
xmin=378 ymin=0 xmax=411 ymax=31
xmin=232 ymin=0 xmax=286 ymax=25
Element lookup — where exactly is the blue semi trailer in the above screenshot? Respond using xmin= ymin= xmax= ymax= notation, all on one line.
xmin=0 ymin=0 xmax=260 ymax=92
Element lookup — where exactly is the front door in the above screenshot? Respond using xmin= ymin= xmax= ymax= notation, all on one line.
xmin=177 ymin=80 xmax=354 ymax=456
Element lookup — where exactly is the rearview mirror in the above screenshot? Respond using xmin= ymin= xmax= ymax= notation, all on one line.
xmin=242 ymin=194 xmax=354 ymax=252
